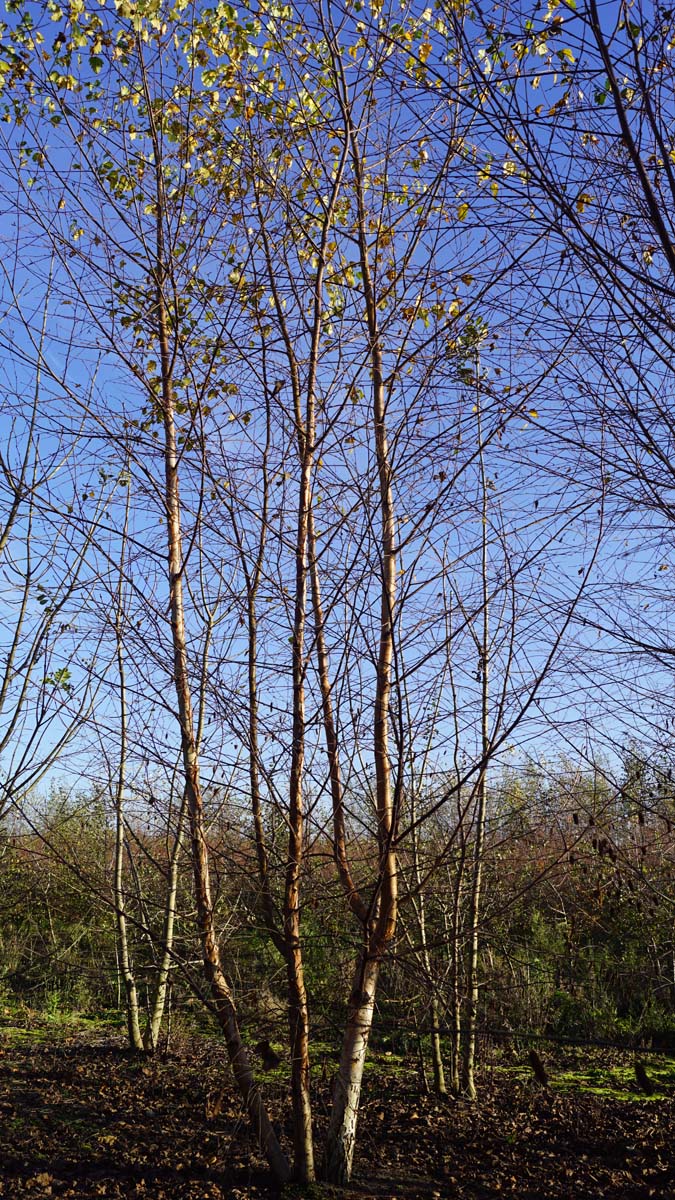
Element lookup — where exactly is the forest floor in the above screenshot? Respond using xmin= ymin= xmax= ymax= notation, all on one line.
xmin=0 ymin=1012 xmax=674 ymax=1199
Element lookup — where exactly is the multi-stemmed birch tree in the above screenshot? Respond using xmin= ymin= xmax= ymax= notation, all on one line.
xmin=0 ymin=0 xmax=603 ymax=1185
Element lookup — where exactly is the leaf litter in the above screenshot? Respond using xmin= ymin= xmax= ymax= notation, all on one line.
xmin=0 ymin=1022 xmax=673 ymax=1199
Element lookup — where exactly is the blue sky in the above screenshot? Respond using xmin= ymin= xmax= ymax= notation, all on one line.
xmin=0 ymin=0 xmax=674 ymax=830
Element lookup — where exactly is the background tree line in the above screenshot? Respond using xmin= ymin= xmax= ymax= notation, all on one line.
xmin=2 ymin=755 xmax=674 ymax=1052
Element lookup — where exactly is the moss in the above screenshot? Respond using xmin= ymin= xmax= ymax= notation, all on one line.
xmin=503 ymin=1056 xmax=675 ymax=1100
xmin=0 ymin=1008 xmax=124 ymax=1045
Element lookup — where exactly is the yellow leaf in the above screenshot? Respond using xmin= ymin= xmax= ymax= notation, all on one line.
xmin=457 ymin=202 xmax=469 ymax=221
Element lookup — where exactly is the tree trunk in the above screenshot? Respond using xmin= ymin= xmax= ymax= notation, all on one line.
xmin=448 ymin=875 xmax=463 ymax=1096
xmin=286 ymin=949 xmax=314 ymax=1180
xmin=461 ymin=792 xmax=485 ymax=1100
xmin=112 ymin=483 xmax=143 ymax=1054
xmin=430 ymin=995 xmax=446 ymax=1096
xmin=159 ymin=331 xmax=290 ymax=1184
xmin=147 ymin=613 xmax=211 ymax=1053
xmin=324 ymin=952 xmax=380 ymax=1184
xmin=162 ymin=398 xmax=289 ymax=1181
xmin=461 ymin=373 xmax=490 ymax=1101
xmin=144 ymin=790 xmax=187 ymax=1052
xmin=284 ymin=322 xmax=317 ymax=1185
xmin=143 ymin=70 xmax=290 ymax=1181
xmin=323 ymin=66 xmax=398 ymax=1182
xmin=113 ymin=809 xmax=143 ymax=1052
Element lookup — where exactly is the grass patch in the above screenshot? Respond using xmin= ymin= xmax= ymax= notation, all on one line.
xmin=553 ymin=1058 xmax=675 ymax=1099
xmin=0 ymin=1023 xmax=55 ymax=1045
xmin=491 ymin=1051 xmax=675 ymax=1100
xmin=0 ymin=1007 xmax=125 ymax=1046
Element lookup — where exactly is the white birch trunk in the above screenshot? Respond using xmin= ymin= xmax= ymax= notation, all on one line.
xmin=144 ymin=791 xmax=187 ymax=1052
xmin=324 ymin=953 xmax=380 ymax=1184
xmin=112 ymin=480 xmax=143 ymax=1054
xmin=323 ymin=61 xmax=398 ymax=1183
xmin=461 ymin=365 xmax=490 ymax=1101
xmin=430 ymin=994 xmax=446 ymax=1096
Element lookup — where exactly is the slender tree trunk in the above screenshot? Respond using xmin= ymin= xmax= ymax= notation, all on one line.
xmin=227 ymin=383 xmax=287 ymax=959
xmin=249 ymin=121 xmax=350 ymax=1177
xmin=461 ymin=374 xmax=490 ymax=1101
xmin=461 ymin=779 xmax=486 ymax=1100
xmin=112 ymin=480 xmax=143 ymax=1053
xmin=113 ymin=743 xmax=143 ymax=1051
xmin=245 ymin=579 xmax=286 ymax=955
xmin=113 ymin=723 xmax=143 ymax=1051
xmin=285 ymin=497 xmax=315 ymax=1180
xmin=284 ymin=400 xmax=316 ymax=1181
xmin=449 ymin=886 xmax=462 ymax=1096
xmin=308 ymin=506 xmax=368 ymax=925
xmin=158 ymin=316 xmax=289 ymax=1181
xmin=143 ymin=63 xmax=289 ymax=1181
xmin=277 ymin=245 xmax=323 ymax=1182
xmin=147 ymin=610 xmax=213 ymax=1052
xmin=323 ymin=73 xmax=398 ymax=1183
xmin=144 ymin=789 xmax=187 ymax=1052
xmin=286 ymin=940 xmax=314 ymax=1180
xmin=159 ymin=344 xmax=288 ymax=1179
xmin=408 ymin=771 xmax=446 ymax=1097
xmin=430 ymin=994 xmax=446 ymax=1096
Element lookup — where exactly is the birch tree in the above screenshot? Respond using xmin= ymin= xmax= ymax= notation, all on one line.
xmin=212 ymin=0 xmax=591 ymax=1177
xmin=0 ymin=0 xmax=604 ymax=1183
xmin=0 ymin=0 xmax=290 ymax=1177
